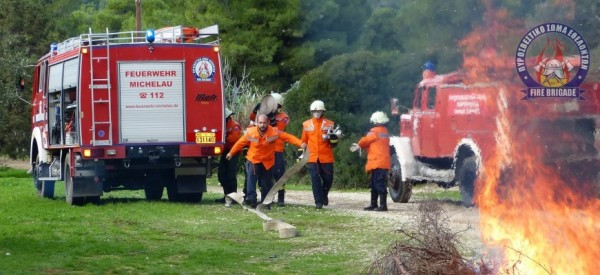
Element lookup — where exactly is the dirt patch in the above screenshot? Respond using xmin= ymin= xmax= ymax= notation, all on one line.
xmin=0 ymin=157 xmax=30 ymax=171
xmin=283 ymin=186 xmax=483 ymax=255
xmin=208 ymin=183 xmax=484 ymax=259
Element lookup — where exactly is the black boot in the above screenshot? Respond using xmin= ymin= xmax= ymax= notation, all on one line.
xmin=376 ymin=193 xmax=388 ymax=211
xmin=277 ymin=190 xmax=285 ymax=206
xmin=364 ymin=191 xmax=378 ymax=211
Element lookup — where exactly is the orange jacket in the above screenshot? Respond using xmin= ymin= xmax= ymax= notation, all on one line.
xmin=273 ymin=112 xmax=289 ymax=152
xmin=358 ymin=126 xmax=391 ymax=171
xmin=224 ymin=117 xmax=242 ymax=150
xmin=229 ymin=125 xmax=302 ymax=170
xmin=249 ymin=109 xmax=289 ymax=152
xmin=301 ymin=117 xmax=335 ymax=163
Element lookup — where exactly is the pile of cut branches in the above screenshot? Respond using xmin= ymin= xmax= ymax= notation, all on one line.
xmin=366 ymin=202 xmax=492 ymax=274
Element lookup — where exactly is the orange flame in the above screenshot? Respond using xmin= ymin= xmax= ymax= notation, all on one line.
xmin=459 ymin=2 xmax=600 ymax=274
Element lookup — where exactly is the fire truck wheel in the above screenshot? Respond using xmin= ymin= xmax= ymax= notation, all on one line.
xmin=33 ymin=155 xmax=55 ymax=199
xmin=144 ymin=170 xmax=166 ymax=201
xmin=64 ymin=162 xmax=85 ymax=206
xmin=388 ymin=153 xmax=413 ymax=203
xmin=458 ymin=156 xmax=477 ymax=207
xmin=166 ymin=181 xmax=178 ymax=202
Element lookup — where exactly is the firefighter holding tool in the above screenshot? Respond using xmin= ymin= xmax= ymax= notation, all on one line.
xmin=249 ymin=93 xmax=290 ymax=206
xmin=301 ymin=100 xmax=340 ymax=209
xmin=226 ymin=114 xmax=305 ymax=208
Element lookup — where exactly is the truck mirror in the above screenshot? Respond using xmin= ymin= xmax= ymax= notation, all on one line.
xmin=17 ymin=78 xmax=25 ymax=92
xmin=390 ymin=98 xmax=399 ymax=116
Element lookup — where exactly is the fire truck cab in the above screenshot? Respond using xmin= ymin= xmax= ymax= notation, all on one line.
xmin=30 ymin=25 xmax=225 ymax=205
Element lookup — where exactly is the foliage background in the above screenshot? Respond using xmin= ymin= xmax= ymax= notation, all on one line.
xmin=1 ymin=0 xmax=598 ymax=187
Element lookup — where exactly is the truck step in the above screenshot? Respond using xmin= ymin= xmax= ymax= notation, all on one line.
xmin=39 ymin=176 xmax=61 ymax=181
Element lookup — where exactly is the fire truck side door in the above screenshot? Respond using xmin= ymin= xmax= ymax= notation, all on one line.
xmin=419 ymin=86 xmax=439 ymax=157
xmin=411 ymin=86 xmax=423 ymax=155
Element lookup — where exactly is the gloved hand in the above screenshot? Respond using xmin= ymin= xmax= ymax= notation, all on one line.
xmin=296 ymin=148 xmax=305 ymax=162
xmin=349 ymin=143 xmax=360 ymax=152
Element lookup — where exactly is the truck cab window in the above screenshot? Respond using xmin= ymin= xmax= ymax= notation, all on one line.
xmin=427 ymin=87 xmax=437 ymax=109
xmin=414 ymin=86 xmax=424 ymax=110
xmin=47 ymin=58 xmax=79 ymax=145
xmin=35 ymin=62 xmax=47 ymax=95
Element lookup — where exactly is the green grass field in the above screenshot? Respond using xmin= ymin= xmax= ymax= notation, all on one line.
xmin=0 ymin=167 xmax=405 ymax=274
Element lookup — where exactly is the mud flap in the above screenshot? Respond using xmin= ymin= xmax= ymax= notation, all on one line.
xmin=72 ymin=177 xmax=104 ymax=197
xmin=175 ymin=175 xmax=207 ymax=193
xmin=71 ymin=162 xmax=105 ymax=197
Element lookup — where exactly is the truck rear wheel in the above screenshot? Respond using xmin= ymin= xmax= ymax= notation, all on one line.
xmin=457 ymin=156 xmax=477 ymax=207
xmin=144 ymin=170 xmax=167 ymax=201
xmin=388 ymin=153 xmax=413 ymax=203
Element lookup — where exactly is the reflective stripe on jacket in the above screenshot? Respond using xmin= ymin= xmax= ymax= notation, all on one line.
xmin=357 ymin=126 xmax=391 ymax=171
xmin=301 ymin=117 xmax=335 ymax=163
xmin=229 ymin=125 xmax=302 ymax=170
xmin=249 ymin=110 xmax=289 ymax=152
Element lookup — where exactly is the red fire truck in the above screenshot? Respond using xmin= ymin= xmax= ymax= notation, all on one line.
xmin=389 ymin=66 xmax=600 ymax=206
xmin=28 ymin=25 xmax=225 ymax=205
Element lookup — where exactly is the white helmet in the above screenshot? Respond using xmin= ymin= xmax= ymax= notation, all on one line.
xmin=310 ymin=100 xmax=326 ymax=111
xmin=270 ymin=93 xmax=284 ymax=105
xmin=225 ymin=108 xmax=233 ymax=117
xmin=370 ymin=111 xmax=389 ymax=124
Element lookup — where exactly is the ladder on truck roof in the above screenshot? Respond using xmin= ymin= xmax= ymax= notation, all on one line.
xmin=87 ymin=28 xmax=113 ymax=146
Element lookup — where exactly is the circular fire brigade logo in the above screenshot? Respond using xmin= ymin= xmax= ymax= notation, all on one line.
xmin=515 ymin=23 xmax=590 ymax=100
xmin=192 ymin=57 xmax=216 ymax=82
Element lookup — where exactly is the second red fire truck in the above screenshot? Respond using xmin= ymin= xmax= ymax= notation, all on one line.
xmin=389 ymin=63 xmax=600 ymax=206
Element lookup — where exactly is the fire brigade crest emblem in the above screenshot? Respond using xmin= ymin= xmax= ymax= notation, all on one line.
xmin=515 ymin=23 xmax=590 ymax=100
xmin=193 ymin=57 xmax=216 ymax=82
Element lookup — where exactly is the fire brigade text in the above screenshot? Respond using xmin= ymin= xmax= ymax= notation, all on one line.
xmin=529 ymin=88 xmax=577 ymax=97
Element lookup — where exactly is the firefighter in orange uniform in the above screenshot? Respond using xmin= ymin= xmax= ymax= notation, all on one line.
xmin=226 ymin=114 xmax=305 ymax=208
xmin=216 ymin=108 xmax=243 ymax=205
xmin=351 ymin=111 xmax=391 ymax=211
xmin=249 ymin=93 xmax=290 ymax=206
xmin=302 ymin=100 xmax=338 ymax=209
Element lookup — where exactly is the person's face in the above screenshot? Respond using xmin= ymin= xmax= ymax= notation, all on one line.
xmin=311 ymin=110 xmax=323 ymax=119
xmin=257 ymin=115 xmax=269 ymax=133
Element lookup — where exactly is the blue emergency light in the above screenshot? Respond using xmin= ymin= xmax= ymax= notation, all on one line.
xmin=146 ymin=29 xmax=155 ymax=43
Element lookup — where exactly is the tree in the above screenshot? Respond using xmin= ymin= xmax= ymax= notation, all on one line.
xmin=184 ymin=0 xmax=304 ymax=90
xmin=0 ymin=34 xmax=34 ymax=158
